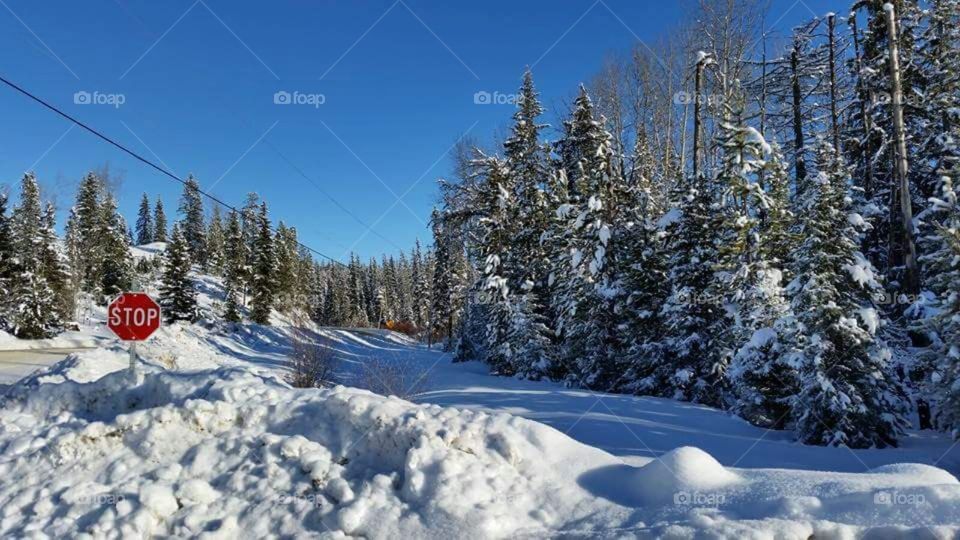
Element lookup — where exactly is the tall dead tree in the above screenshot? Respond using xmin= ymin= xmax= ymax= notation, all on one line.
xmin=827 ymin=13 xmax=842 ymax=153
xmin=884 ymin=3 xmax=919 ymax=293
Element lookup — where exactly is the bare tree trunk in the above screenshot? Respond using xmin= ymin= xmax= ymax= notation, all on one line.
xmin=851 ymin=15 xmax=875 ymax=201
xmin=885 ymin=4 xmax=920 ymax=293
xmin=790 ymin=44 xmax=807 ymax=189
xmin=827 ymin=13 xmax=841 ymax=153
xmin=693 ymin=55 xmax=707 ymax=180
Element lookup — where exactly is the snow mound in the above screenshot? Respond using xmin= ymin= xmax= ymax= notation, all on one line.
xmin=632 ymin=446 xmax=741 ymax=504
xmin=0 ymin=366 xmax=621 ymax=538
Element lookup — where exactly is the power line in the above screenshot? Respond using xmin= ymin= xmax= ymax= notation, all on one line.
xmin=0 ymin=73 xmax=346 ymax=266
xmin=259 ymin=137 xmax=407 ymax=253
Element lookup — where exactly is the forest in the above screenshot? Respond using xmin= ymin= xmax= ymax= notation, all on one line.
xmin=424 ymin=0 xmax=960 ymax=449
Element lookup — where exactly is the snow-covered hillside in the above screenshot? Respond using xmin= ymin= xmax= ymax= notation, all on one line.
xmin=1 ymin=249 xmax=959 ymax=538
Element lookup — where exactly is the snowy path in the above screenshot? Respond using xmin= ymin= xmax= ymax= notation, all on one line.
xmin=0 ymin=348 xmax=93 ymax=384
xmin=322 ymin=330 xmax=960 ymax=476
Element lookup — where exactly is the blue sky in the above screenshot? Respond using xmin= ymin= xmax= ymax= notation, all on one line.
xmin=0 ymin=0 xmax=834 ymax=262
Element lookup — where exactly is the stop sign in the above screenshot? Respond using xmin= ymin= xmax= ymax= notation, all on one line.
xmin=107 ymin=293 xmax=162 ymax=341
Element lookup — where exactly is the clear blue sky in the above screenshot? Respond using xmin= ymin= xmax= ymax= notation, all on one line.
xmin=0 ymin=0 xmax=835 ymax=262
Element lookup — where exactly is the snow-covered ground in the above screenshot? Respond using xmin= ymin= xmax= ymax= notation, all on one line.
xmin=1 ymin=257 xmax=959 ymax=537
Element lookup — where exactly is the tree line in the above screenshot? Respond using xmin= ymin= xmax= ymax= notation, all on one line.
xmin=427 ymin=0 xmax=960 ymax=447
xmin=0 ymin=170 xmax=438 ymax=342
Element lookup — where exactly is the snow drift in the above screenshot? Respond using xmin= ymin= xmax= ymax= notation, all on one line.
xmin=0 ymin=365 xmax=628 ymax=538
xmin=2 ymin=360 xmax=960 ymax=538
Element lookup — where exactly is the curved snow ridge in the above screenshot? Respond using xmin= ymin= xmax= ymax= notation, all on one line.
xmin=0 ymin=366 xmax=622 ymax=538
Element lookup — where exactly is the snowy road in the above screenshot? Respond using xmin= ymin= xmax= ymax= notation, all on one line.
xmin=0 ymin=348 xmax=91 ymax=384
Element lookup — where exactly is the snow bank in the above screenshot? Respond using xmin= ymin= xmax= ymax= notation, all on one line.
xmin=0 ymin=366 xmax=626 ymax=538
xmin=3 ymin=364 xmax=960 ymax=538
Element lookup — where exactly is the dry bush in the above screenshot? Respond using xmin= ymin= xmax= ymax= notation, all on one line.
xmin=384 ymin=319 xmax=419 ymax=337
xmin=359 ymin=355 xmax=430 ymax=400
xmin=286 ymin=333 xmax=338 ymax=389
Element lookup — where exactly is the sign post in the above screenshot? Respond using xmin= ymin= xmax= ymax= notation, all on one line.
xmin=107 ymin=292 xmax=162 ymax=383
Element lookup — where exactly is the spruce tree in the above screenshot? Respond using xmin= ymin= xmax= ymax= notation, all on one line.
xmin=135 ymin=193 xmax=154 ymax=245
xmin=222 ymin=209 xmax=245 ymax=323
xmin=159 ymin=224 xmax=198 ymax=322
xmin=206 ymin=205 xmax=226 ymax=276
xmin=917 ymin=155 xmax=960 ymax=435
xmin=552 ymin=88 xmax=629 ymax=389
xmin=153 ymin=198 xmax=168 ymax=243
xmin=789 ymin=141 xmax=907 ymax=448
xmin=179 ymin=175 xmax=206 ymax=267
xmin=502 ymin=69 xmax=556 ymax=378
xmin=0 ymin=193 xmax=15 ymax=330
xmin=99 ymin=195 xmax=134 ymax=300
xmin=40 ymin=202 xmax=72 ymax=322
xmin=250 ymin=203 xmax=276 ymax=325
xmin=71 ymin=172 xmax=106 ymax=292
xmin=9 ymin=173 xmax=62 ymax=338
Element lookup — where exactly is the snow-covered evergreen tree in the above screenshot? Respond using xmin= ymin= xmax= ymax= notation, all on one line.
xmin=9 ymin=173 xmax=62 ymax=338
xmin=206 ymin=205 xmax=226 ymax=276
xmin=916 ymin=161 xmax=960 ymax=436
xmin=159 ymin=223 xmax=197 ymax=323
xmin=789 ymin=141 xmax=907 ymax=448
xmin=99 ymin=195 xmax=134 ymax=301
xmin=135 ymin=193 xmax=154 ymax=245
xmin=249 ymin=203 xmax=275 ymax=325
xmin=179 ymin=175 xmax=206 ymax=267
xmin=552 ymin=87 xmax=629 ymax=389
xmin=222 ymin=209 xmax=245 ymax=323
xmin=153 ymin=198 xmax=168 ymax=243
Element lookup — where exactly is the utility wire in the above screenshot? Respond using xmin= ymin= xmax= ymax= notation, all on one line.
xmin=259 ymin=138 xmax=407 ymax=253
xmin=0 ymin=73 xmax=346 ymax=266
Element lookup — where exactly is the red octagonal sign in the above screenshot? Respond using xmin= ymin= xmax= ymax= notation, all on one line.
xmin=108 ymin=292 xmax=162 ymax=341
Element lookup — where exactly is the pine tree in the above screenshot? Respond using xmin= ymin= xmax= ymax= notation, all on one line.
xmin=917 ymin=158 xmax=960 ymax=436
xmin=709 ymin=105 xmax=774 ymax=407
xmin=179 ymin=175 xmax=206 ymax=267
xmin=475 ymin=155 xmax=515 ymax=373
xmin=788 ymin=141 xmax=907 ymax=448
xmin=159 ymin=224 xmax=198 ymax=322
xmin=658 ymin=178 xmax=723 ymax=401
xmin=9 ymin=173 xmax=62 ymax=338
xmin=502 ymin=69 xmax=556 ymax=377
xmin=99 ymin=195 xmax=134 ymax=300
xmin=727 ymin=140 xmax=800 ymax=428
xmin=222 ymin=209 xmax=246 ymax=323
xmin=40 ymin=202 xmax=72 ymax=322
xmin=250 ymin=203 xmax=275 ymax=325
xmin=552 ymin=87 xmax=630 ymax=389
xmin=154 ymin=198 xmax=168 ymax=243
xmin=135 ymin=193 xmax=154 ymax=245
xmin=0 ymin=193 xmax=15 ymax=330
xmin=273 ymin=222 xmax=299 ymax=306
xmin=70 ymin=172 xmax=106 ymax=292
xmin=206 ymin=205 xmax=226 ymax=276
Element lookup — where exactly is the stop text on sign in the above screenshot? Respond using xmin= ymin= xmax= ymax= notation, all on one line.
xmin=107 ymin=292 xmax=162 ymax=341
xmin=108 ymin=306 xmax=160 ymax=327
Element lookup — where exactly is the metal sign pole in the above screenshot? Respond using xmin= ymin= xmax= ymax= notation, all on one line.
xmin=129 ymin=341 xmax=138 ymax=384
